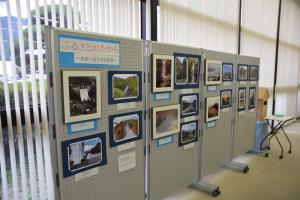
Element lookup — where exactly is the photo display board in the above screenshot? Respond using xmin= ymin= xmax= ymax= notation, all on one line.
xmin=147 ymin=42 xmax=201 ymax=200
xmin=233 ymin=55 xmax=259 ymax=157
xmin=200 ymin=49 xmax=236 ymax=177
xmin=47 ymin=27 xmax=145 ymax=200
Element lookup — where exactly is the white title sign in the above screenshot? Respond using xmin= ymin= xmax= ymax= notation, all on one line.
xmin=60 ymin=38 xmax=120 ymax=65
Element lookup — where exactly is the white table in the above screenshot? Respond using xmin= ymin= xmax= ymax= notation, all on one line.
xmin=260 ymin=115 xmax=294 ymax=159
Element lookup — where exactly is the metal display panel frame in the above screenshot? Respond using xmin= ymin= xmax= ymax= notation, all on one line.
xmin=147 ymin=42 xmax=202 ymax=200
xmin=46 ymin=27 xmax=145 ymax=200
xmin=232 ymin=55 xmax=259 ymax=158
xmin=200 ymin=49 xmax=237 ymax=177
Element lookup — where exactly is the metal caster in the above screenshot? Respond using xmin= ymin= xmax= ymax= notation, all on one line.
xmin=243 ymin=166 xmax=249 ymax=174
xmin=265 ymin=153 xmax=268 ymax=157
xmin=279 ymin=156 xmax=283 ymax=159
xmin=288 ymin=150 xmax=292 ymax=154
xmin=212 ymin=189 xmax=221 ymax=197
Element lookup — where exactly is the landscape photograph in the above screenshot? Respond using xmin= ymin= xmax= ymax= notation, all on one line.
xmin=175 ymin=56 xmax=188 ymax=84
xmin=206 ymin=60 xmax=222 ymax=85
xmin=153 ymin=105 xmax=180 ymax=139
xmin=221 ymin=90 xmax=232 ymax=108
xmin=238 ymin=65 xmax=248 ymax=81
xmin=188 ymin=58 xmax=199 ymax=83
xmin=239 ymin=89 xmax=246 ymax=109
xmin=223 ymin=64 xmax=233 ymax=81
xmin=206 ymin=96 xmax=220 ymax=122
xmin=113 ymin=114 xmax=140 ymax=143
xmin=249 ymin=88 xmax=256 ymax=108
xmin=249 ymin=66 xmax=258 ymax=81
xmin=68 ymin=137 xmax=102 ymax=172
xmin=113 ymin=73 xmax=138 ymax=100
xmin=181 ymin=94 xmax=198 ymax=116
xmin=180 ymin=121 xmax=197 ymax=144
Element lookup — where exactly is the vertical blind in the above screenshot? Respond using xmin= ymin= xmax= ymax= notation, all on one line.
xmin=275 ymin=0 xmax=300 ymax=117
xmin=240 ymin=0 xmax=279 ymax=116
xmin=158 ymin=0 xmax=239 ymax=54
xmin=0 ymin=0 xmax=141 ymax=200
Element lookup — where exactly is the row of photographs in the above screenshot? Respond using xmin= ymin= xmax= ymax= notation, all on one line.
xmin=62 ymin=121 xmax=199 ymax=178
xmin=62 ymin=70 xmax=143 ymax=123
xmin=152 ymin=54 xmax=259 ymax=92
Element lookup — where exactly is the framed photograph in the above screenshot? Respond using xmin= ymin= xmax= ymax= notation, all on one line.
xmin=108 ymin=71 xmax=142 ymax=104
xmin=61 ymin=133 xmax=107 ymax=178
xmin=249 ymin=65 xmax=259 ymax=81
xmin=109 ymin=111 xmax=142 ymax=147
xmin=205 ymin=96 xmax=220 ymax=122
xmin=179 ymin=93 xmax=199 ymax=117
xmin=238 ymin=87 xmax=246 ymax=111
xmin=237 ymin=65 xmax=248 ymax=81
xmin=152 ymin=54 xmax=174 ymax=93
xmin=222 ymin=63 xmax=233 ymax=82
xmin=205 ymin=60 xmax=222 ymax=85
xmin=152 ymin=104 xmax=180 ymax=139
xmin=249 ymin=87 xmax=256 ymax=109
xmin=178 ymin=120 xmax=198 ymax=146
xmin=174 ymin=53 xmax=201 ymax=88
xmin=220 ymin=89 xmax=232 ymax=108
xmin=62 ymin=70 xmax=101 ymax=124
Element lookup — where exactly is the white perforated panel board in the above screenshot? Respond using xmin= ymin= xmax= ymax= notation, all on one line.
xmin=46 ymin=27 xmax=145 ymax=200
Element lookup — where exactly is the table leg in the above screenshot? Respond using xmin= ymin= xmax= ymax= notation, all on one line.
xmin=274 ymin=134 xmax=284 ymax=159
xmin=281 ymin=127 xmax=292 ymax=153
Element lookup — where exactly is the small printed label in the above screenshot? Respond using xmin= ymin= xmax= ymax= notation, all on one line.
xmin=240 ymin=81 xmax=247 ymax=85
xmin=117 ymin=102 xmax=136 ymax=110
xmin=118 ymin=141 xmax=136 ymax=152
xmin=249 ymin=109 xmax=255 ymax=112
xmin=207 ymin=85 xmax=217 ymax=92
xmin=181 ymin=89 xmax=194 ymax=94
xmin=206 ymin=121 xmax=216 ymax=128
xmin=75 ymin=168 xmax=99 ymax=182
xmin=157 ymin=136 xmax=173 ymax=147
xmin=154 ymin=93 xmax=171 ymax=100
xmin=250 ymin=81 xmax=257 ymax=84
xmin=183 ymin=143 xmax=195 ymax=150
xmin=223 ymin=82 xmax=232 ymax=86
xmin=222 ymin=108 xmax=230 ymax=113
xmin=67 ymin=120 xmax=97 ymax=134
xmin=183 ymin=116 xmax=197 ymax=122
xmin=118 ymin=152 xmax=136 ymax=173
xmin=239 ymin=111 xmax=246 ymax=115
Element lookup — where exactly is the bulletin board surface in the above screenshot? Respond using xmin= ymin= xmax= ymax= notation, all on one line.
xmin=233 ymin=55 xmax=259 ymax=158
xmin=47 ymin=27 xmax=145 ymax=200
xmin=200 ymin=49 xmax=236 ymax=177
xmin=148 ymin=42 xmax=201 ymax=200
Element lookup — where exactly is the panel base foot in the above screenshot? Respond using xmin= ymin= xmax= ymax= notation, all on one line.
xmin=191 ymin=181 xmax=220 ymax=197
xmin=224 ymin=161 xmax=249 ymax=173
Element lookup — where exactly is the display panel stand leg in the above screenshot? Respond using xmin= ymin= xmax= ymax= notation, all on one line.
xmin=191 ymin=181 xmax=220 ymax=197
xmin=224 ymin=161 xmax=249 ymax=173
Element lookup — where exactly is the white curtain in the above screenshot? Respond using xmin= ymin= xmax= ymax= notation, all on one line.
xmin=0 ymin=0 xmax=141 ymax=200
xmin=240 ymin=0 xmax=279 ymax=116
xmin=158 ymin=0 xmax=239 ymax=54
xmin=275 ymin=0 xmax=300 ymax=117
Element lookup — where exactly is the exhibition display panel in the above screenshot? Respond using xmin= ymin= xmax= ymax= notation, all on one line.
xmin=47 ymin=28 xmax=145 ymax=200
xmin=200 ymin=49 xmax=236 ymax=177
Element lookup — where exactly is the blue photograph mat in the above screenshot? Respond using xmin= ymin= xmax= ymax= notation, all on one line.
xmin=156 ymin=135 xmax=174 ymax=147
xmin=61 ymin=132 xmax=107 ymax=178
xmin=178 ymin=120 xmax=198 ymax=147
xmin=179 ymin=93 xmax=199 ymax=118
xmin=173 ymin=52 xmax=201 ymax=89
xmin=58 ymin=34 xmax=120 ymax=68
xmin=108 ymin=71 xmax=143 ymax=104
xmin=108 ymin=111 xmax=143 ymax=147
xmin=248 ymin=87 xmax=256 ymax=109
xmin=249 ymin=65 xmax=259 ymax=81
xmin=238 ymin=87 xmax=247 ymax=111
xmin=220 ymin=89 xmax=232 ymax=109
xmin=67 ymin=120 xmax=98 ymax=135
xmin=222 ymin=63 xmax=233 ymax=82
xmin=237 ymin=64 xmax=249 ymax=81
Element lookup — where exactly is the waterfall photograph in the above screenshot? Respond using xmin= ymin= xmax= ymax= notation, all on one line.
xmin=188 ymin=58 xmax=199 ymax=83
xmin=249 ymin=88 xmax=256 ymax=108
xmin=63 ymin=71 xmax=101 ymax=123
xmin=238 ymin=88 xmax=246 ymax=110
xmin=113 ymin=73 xmax=139 ymax=100
xmin=238 ymin=65 xmax=248 ymax=81
xmin=175 ymin=56 xmax=188 ymax=84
